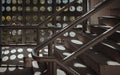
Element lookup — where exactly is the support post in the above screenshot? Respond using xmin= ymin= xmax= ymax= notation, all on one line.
xmin=0 ymin=0 xmax=2 ymax=63
xmin=48 ymin=43 xmax=57 ymax=75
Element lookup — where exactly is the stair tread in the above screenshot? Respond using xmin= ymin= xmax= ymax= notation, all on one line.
xmin=67 ymin=59 xmax=97 ymax=75
xmin=0 ymin=68 xmax=32 ymax=75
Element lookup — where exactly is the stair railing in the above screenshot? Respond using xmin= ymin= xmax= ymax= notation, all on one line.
xmin=32 ymin=0 xmax=115 ymax=74
xmin=32 ymin=0 xmax=113 ymax=56
xmin=63 ymin=23 xmax=120 ymax=63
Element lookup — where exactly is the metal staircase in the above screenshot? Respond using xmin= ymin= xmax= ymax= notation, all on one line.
xmin=0 ymin=0 xmax=120 ymax=75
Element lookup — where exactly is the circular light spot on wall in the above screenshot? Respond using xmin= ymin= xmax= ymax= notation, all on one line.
xmin=2 ymin=0 xmax=5 ymax=4
xmin=63 ymin=32 xmax=68 ymax=37
xmin=33 ymin=6 xmax=38 ymax=12
xmin=77 ymin=0 xmax=83 ymax=4
xmin=17 ymin=54 xmax=24 ymax=59
xmin=47 ymin=6 xmax=52 ymax=12
xmin=63 ymin=0 xmax=68 ymax=4
xmin=47 ymin=23 xmax=53 ymax=27
xmin=33 ymin=15 xmax=38 ymax=21
xmin=63 ymin=23 xmax=68 ymax=28
xmin=48 ymin=30 xmax=53 ymax=36
xmin=17 ymin=48 xmax=23 ymax=53
xmin=18 ymin=30 xmax=22 ymax=35
xmin=4 ymin=50 xmax=9 ymax=55
xmin=69 ymin=31 xmax=76 ymax=37
xmin=40 ymin=15 xmax=45 ymax=21
xmin=56 ymin=6 xmax=61 ymax=11
xmin=18 ymin=6 xmax=23 ymax=11
xmin=57 ymin=69 xmax=66 ymax=75
xmin=56 ymin=0 xmax=61 ymax=4
xmin=71 ymin=39 xmax=83 ymax=45
xmin=40 ymin=0 xmax=45 ymax=4
xmin=2 ymin=16 xmax=5 ymax=21
xmin=12 ymin=30 xmax=17 ymax=36
xmin=40 ymin=37 xmax=45 ymax=42
xmin=6 ymin=0 xmax=11 ymax=4
xmin=0 ymin=67 xmax=7 ymax=72
xmin=18 ymin=16 xmax=22 ymax=21
xmin=2 ymin=51 xmax=4 ymax=54
xmin=56 ymin=16 xmax=61 ymax=21
xmin=26 ymin=0 xmax=30 ymax=4
xmin=74 ymin=63 xmax=86 ymax=68
xmin=9 ymin=67 xmax=16 ymax=71
xmin=70 ymin=16 xmax=75 ymax=22
xmin=27 ymin=48 xmax=33 ymax=52
xmin=12 ymin=0 xmax=17 ymax=4
xmin=40 ymin=6 xmax=45 ymax=12
xmin=6 ymin=16 xmax=11 ymax=21
xmin=33 ymin=0 xmax=38 ymax=4
xmin=11 ymin=49 xmax=16 ymax=53
xmin=69 ymin=6 xmax=75 ymax=12
xmin=26 ymin=6 xmax=31 ymax=12
xmin=76 ymin=24 xmax=83 ymax=28
xmin=18 ymin=0 xmax=22 ymax=4
xmin=2 ymin=56 xmax=9 ymax=61
xmin=63 ymin=16 xmax=68 ymax=21
xmin=2 ymin=6 xmax=5 ymax=12
xmin=47 ymin=0 xmax=52 ymax=4
xmin=56 ymin=23 xmax=62 ymax=28
xmin=12 ymin=16 xmax=17 ymax=21
xmin=69 ymin=0 xmax=74 ymax=2
xmin=6 ymin=6 xmax=11 ymax=12
xmin=55 ymin=45 xmax=66 ymax=50
xmin=77 ymin=6 xmax=83 ymax=12
xmin=10 ymin=55 xmax=16 ymax=60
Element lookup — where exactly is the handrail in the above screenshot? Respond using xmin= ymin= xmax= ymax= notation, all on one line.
xmin=37 ymin=0 xmax=77 ymax=27
xmin=32 ymin=56 xmax=80 ymax=75
xmin=63 ymin=23 xmax=120 ymax=63
xmin=32 ymin=0 xmax=113 ymax=56
xmin=32 ymin=0 xmax=114 ymax=74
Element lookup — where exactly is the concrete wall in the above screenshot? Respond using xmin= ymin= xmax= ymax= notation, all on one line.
xmin=89 ymin=0 xmax=120 ymax=24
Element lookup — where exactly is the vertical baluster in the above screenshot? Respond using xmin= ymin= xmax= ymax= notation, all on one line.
xmin=0 ymin=0 xmax=2 ymax=63
xmin=48 ymin=42 xmax=57 ymax=75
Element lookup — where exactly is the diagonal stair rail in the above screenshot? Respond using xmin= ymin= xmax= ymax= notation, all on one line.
xmin=32 ymin=56 xmax=80 ymax=75
xmin=32 ymin=0 xmax=115 ymax=74
xmin=63 ymin=23 xmax=120 ymax=63
xmin=32 ymin=0 xmax=113 ymax=55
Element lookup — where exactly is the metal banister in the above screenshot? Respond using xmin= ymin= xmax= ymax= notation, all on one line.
xmin=63 ymin=23 xmax=120 ymax=63
xmin=32 ymin=0 xmax=113 ymax=56
xmin=32 ymin=0 xmax=114 ymax=74
xmin=32 ymin=56 xmax=80 ymax=75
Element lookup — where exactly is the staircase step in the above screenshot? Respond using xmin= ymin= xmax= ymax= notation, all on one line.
xmin=79 ymin=50 xmax=120 ymax=75
xmin=93 ymin=43 xmax=120 ymax=63
xmin=67 ymin=59 xmax=97 ymax=75
xmin=90 ymin=25 xmax=120 ymax=42
xmin=98 ymin=16 xmax=120 ymax=26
